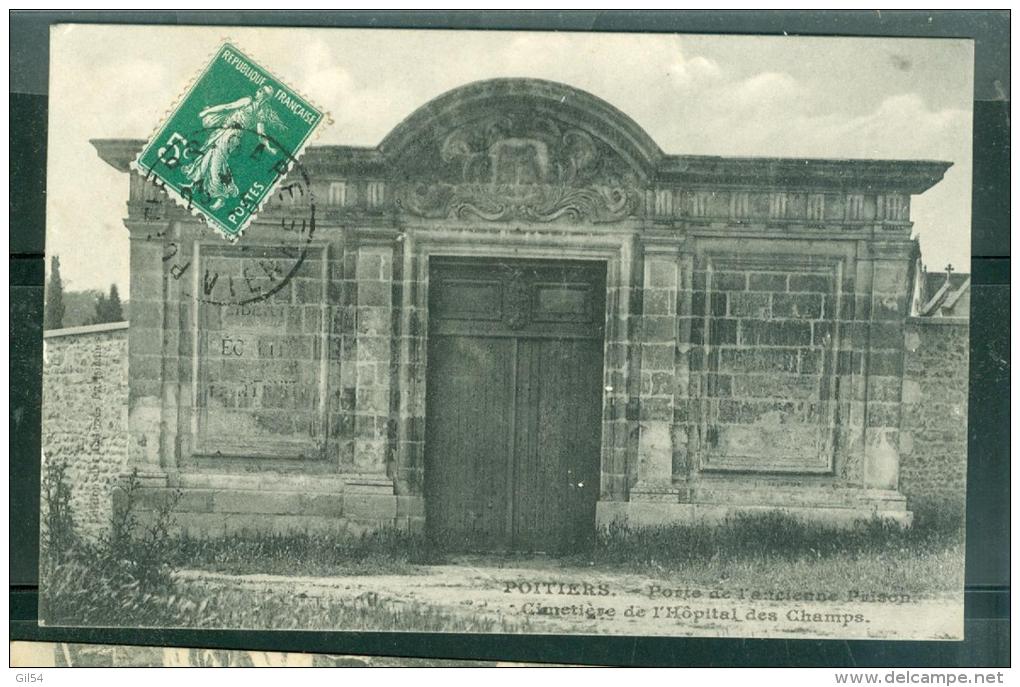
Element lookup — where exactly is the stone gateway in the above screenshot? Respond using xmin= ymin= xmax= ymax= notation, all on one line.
xmin=93 ymin=78 xmax=952 ymax=550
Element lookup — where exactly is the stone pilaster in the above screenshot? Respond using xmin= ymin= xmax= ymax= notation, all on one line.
xmin=632 ymin=243 xmax=681 ymax=498
xmin=860 ymin=243 xmax=913 ymax=491
xmin=673 ymin=252 xmax=694 ymax=486
xmin=353 ymin=234 xmax=395 ymax=474
xmin=329 ymin=236 xmax=358 ymax=471
xmin=395 ymin=233 xmax=426 ymax=497
xmin=124 ymin=221 xmax=170 ymax=485
xmin=599 ymin=253 xmax=632 ymax=502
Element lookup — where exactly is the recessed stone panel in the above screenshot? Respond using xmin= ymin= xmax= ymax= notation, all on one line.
xmin=193 ymin=243 xmax=328 ymax=459
xmin=695 ymin=253 xmax=845 ymax=474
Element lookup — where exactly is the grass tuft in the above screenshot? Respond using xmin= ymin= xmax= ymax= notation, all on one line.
xmin=573 ymin=509 xmax=964 ymax=596
xmin=172 ymin=528 xmax=444 ymax=577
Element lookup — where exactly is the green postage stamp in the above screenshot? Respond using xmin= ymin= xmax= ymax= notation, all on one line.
xmin=133 ymin=42 xmax=326 ymax=240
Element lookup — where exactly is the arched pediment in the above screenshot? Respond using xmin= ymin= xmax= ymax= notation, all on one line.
xmin=380 ymin=79 xmax=662 ymax=222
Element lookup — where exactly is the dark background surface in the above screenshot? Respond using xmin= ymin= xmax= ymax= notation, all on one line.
xmin=9 ymin=10 xmax=1010 ymax=667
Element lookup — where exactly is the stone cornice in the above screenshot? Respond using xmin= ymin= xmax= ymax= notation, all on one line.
xmin=656 ymin=155 xmax=951 ymax=194
xmin=92 ymin=138 xmax=144 ymax=172
xmin=93 ymin=138 xmax=951 ymax=196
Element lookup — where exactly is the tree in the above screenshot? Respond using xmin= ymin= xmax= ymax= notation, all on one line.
xmin=92 ymin=283 xmax=125 ymax=324
xmin=105 ymin=284 xmax=124 ymax=322
xmin=44 ymin=256 xmax=65 ymax=330
xmin=91 ymin=292 xmax=107 ymax=325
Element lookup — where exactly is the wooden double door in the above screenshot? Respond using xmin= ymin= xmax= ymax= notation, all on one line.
xmin=424 ymin=257 xmax=607 ymax=553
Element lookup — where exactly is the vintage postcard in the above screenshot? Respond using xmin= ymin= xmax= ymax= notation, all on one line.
xmin=39 ymin=24 xmax=972 ymax=641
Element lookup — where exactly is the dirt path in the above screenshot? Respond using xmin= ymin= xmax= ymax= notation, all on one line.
xmin=176 ymin=557 xmax=962 ymax=639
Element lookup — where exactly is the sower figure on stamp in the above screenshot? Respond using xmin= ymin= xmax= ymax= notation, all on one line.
xmin=182 ymin=84 xmax=287 ymax=210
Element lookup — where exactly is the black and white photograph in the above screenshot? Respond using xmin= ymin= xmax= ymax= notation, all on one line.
xmin=37 ymin=23 xmax=973 ymax=641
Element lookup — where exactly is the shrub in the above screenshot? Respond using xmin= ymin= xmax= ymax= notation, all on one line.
xmin=109 ymin=470 xmax=184 ymax=585
xmin=40 ymin=456 xmax=77 ymax=569
xmin=910 ymin=498 xmax=966 ymax=538
xmin=42 ymin=466 xmax=184 ymax=624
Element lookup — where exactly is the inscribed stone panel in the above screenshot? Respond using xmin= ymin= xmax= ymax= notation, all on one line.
xmin=193 ymin=243 xmax=328 ymax=459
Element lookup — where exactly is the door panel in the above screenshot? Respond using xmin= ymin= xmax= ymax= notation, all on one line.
xmin=424 ymin=336 xmax=514 ymax=550
xmin=425 ymin=257 xmax=606 ymax=553
xmin=513 ymin=338 xmax=603 ymax=552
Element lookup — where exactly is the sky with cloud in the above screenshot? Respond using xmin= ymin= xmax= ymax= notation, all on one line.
xmin=47 ymin=25 xmax=973 ymax=293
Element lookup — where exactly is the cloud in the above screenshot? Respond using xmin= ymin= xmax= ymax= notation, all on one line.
xmin=731 ymin=71 xmax=802 ymax=105
xmin=667 ymin=55 xmax=722 ymax=87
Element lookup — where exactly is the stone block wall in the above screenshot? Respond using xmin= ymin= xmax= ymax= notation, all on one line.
xmin=39 ymin=301 xmax=971 ymax=538
xmin=128 ymin=220 xmax=404 ymax=533
xmin=900 ymin=318 xmax=969 ymax=514
xmin=42 ymin=323 xmax=129 ymax=540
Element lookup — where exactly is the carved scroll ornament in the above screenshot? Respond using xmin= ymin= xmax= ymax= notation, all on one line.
xmin=396 ymin=112 xmax=640 ymax=223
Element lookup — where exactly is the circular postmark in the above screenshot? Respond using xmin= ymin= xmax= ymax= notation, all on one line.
xmin=143 ymin=125 xmax=318 ymax=307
